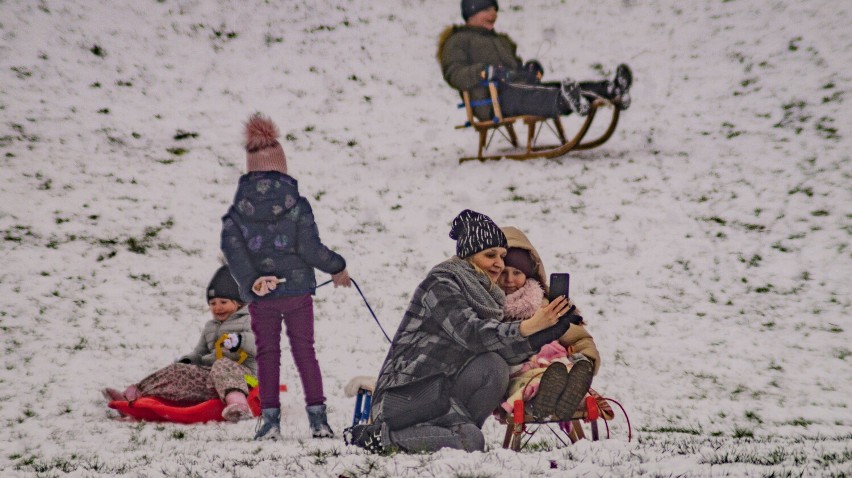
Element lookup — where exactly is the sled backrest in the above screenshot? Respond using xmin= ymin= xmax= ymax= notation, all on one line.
xmin=456 ymin=82 xmax=507 ymax=129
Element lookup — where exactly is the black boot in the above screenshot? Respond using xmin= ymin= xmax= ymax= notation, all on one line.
xmin=528 ymin=363 xmax=570 ymax=421
xmin=552 ymin=355 xmax=594 ymax=420
xmin=343 ymin=422 xmax=384 ymax=453
xmin=559 ymin=79 xmax=590 ymax=116
xmin=611 ymin=64 xmax=633 ymax=110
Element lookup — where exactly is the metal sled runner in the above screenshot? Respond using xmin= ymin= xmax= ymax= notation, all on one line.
xmin=455 ymin=82 xmax=622 ymax=163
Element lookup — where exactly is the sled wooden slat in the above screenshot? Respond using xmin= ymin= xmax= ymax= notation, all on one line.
xmin=455 ymin=83 xmax=621 ymax=163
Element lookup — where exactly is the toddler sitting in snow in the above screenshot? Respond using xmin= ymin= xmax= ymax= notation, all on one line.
xmin=102 ymin=265 xmax=256 ymax=422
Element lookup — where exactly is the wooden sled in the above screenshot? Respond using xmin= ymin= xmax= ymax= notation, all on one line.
xmin=498 ymin=389 xmax=632 ymax=452
xmin=455 ymin=82 xmax=622 ymax=163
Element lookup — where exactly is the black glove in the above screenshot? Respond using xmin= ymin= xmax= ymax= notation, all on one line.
xmin=526 ymin=305 xmax=581 ymax=350
xmin=522 ymin=60 xmax=544 ymax=82
xmin=561 ymin=305 xmax=584 ymax=325
xmin=482 ymin=64 xmax=510 ymax=82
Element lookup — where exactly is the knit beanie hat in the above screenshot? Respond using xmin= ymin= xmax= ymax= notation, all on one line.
xmin=504 ymin=247 xmax=535 ymax=278
xmin=206 ymin=265 xmax=242 ymax=303
xmin=244 ymin=113 xmax=287 ymax=174
xmin=461 ymin=0 xmax=498 ymax=21
xmin=449 ymin=209 xmax=507 ymax=258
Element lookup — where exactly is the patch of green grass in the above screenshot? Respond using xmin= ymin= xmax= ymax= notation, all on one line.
xmin=815 ymin=116 xmax=839 ymax=140
xmin=772 ymin=241 xmax=790 ymax=252
xmin=11 ymin=66 xmax=32 ymax=79
xmin=173 ymin=130 xmax=198 ymax=140
xmin=522 ymin=440 xmax=556 ymax=452
xmin=739 ymin=254 xmax=762 ymax=267
xmin=642 ymin=426 xmax=701 ymax=435
xmin=788 ymin=36 xmax=802 ymax=52
xmin=308 ymin=447 xmax=340 ymax=465
xmin=785 ymin=417 xmax=813 ymax=427
xmin=211 ymin=26 xmax=238 ymax=39
xmin=129 ymin=273 xmax=159 ymax=287
xmin=745 ymin=411 xmax=763 ymax=423
xmin=755 ymin=284 xmax=774 ymax=293
xmin=264 ymin=34 xmax=284 ymax=45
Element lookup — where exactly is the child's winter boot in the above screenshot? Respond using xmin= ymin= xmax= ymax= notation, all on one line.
xmin=101 ymin=388 xmax=126 ymax=402
xmin=611 ymin=63 xmax=633 ymax=109
xmin=222 ymin=391 xmax=252 ymax=422
xmin=559 ymin=79 xmax=590 ymax=116
xmin=528 ymin=362 xmax=569 ymax=421
xmin=254 ymin=408 xmax=281 ymax=440
xmin=553 ymin=355 xmax=594 ymax=420
xmin=306 ymin=404 xmax=334 ymax=438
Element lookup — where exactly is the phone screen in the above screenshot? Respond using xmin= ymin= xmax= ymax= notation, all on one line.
xmin=548 ymin=273 xmax=570 ymax=302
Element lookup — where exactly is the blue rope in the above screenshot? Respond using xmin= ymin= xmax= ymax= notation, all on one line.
xmin=316 ymin=277 xmax=392 ymax=344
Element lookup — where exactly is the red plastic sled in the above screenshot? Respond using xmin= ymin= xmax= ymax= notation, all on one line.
xmin=108 ymin=385 xmax=287 ymax=424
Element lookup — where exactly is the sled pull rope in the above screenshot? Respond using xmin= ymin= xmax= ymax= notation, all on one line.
xmin=351 ymin=278 xmax=392 ymax=343
xmin=291 ymin=278 xmax=392 ymax=343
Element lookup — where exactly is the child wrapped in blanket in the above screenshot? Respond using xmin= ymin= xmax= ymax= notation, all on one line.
xmin=497 ymin=227 xmax=602 ymax=420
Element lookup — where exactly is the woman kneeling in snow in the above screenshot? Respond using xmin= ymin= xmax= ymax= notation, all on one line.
xmin=102 ymin=265 xmax=257 ymax=422
xmin=344 ymin=210 xmax=576 ymax=453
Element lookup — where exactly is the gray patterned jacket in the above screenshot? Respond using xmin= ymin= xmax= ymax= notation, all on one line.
xmin=371 ymin=257 xmax=534 ymax=426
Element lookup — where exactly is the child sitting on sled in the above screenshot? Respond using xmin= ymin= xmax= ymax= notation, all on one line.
xmin=438 ymin=0 xmax=632 ymax=121
xmin=497 ymin=227 xmax=601 ymax=421
xmin=102 ymin=265 xmax=256 ymax=422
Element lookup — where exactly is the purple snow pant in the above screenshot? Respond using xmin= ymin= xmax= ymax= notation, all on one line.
xmin=249 ymin=294 xmax=325 ymax=409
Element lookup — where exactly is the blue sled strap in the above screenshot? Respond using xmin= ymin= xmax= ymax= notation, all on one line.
xmin=352 ymin=388 xmax=373 ymax=426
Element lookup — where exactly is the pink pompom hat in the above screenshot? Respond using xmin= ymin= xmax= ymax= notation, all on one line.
xmin=244 ymin=113 xmax=287 ymax=174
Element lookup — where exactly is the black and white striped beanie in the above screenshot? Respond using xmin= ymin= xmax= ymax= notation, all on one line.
xmin=449 ymin=209 xmax=507 ymax=258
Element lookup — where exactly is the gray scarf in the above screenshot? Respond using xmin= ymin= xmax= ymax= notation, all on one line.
xmin=432 ymin=256 xmax=505 ymax=321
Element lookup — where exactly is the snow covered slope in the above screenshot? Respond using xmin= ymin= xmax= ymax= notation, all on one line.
xmin=0 ymin=0 xmax=849 ymax=476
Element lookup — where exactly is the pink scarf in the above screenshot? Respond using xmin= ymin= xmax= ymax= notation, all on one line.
xmin=503 ymin=279 xmax=544 ymax=321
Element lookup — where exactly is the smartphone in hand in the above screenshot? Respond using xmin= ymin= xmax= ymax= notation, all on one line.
xmin=548 ymin=273 xmax=583 ymax=325
xmin=547 ymin=273 xmax=570 ymax=302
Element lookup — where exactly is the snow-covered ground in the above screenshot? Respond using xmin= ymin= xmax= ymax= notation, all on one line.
xmin=1 ymin=0 xmax=849 ymax=476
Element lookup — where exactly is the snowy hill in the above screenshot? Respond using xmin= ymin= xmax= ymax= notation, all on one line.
xmin=0 ymin=0 xmax=849 ymax=476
